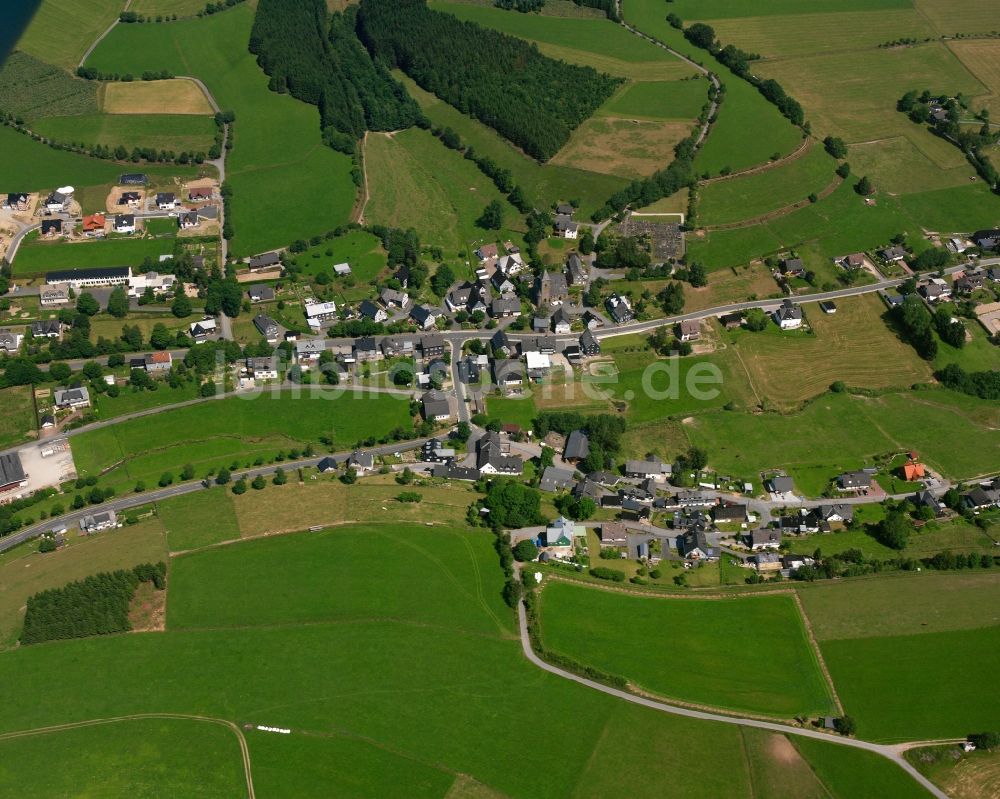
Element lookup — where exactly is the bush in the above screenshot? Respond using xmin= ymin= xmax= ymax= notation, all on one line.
xmin=969 ymin=731 xmax=1000 ymax=751
xmin=513 ymin=539 xmax=539 ymax=562
xmin=590 ymin=566 xmax=626 ymax=582
xmin=396 ymin=491 xmax=422 ymax=503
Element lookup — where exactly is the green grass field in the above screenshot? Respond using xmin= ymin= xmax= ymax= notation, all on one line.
xmin=0 ymin=717 xmax=247 ymax=798
xmin=0 ymin=125 xmax=123 ymax=192
xmin=0 ymin=518 xmax=167 ymax=650
xmin=602 ymin=78 xmax=710 ymax=121
xmin=398 ymin=73 xmax=627 ymax=220
xmin=85 ymin=4 xmax=356 ymax=258
xmin=32 ymin=113 xmax=217 ymax=155
xmin=12 ymin=235 xmax=176 ymax=276
xmin=15 ymin=0 xmax=126 ymax=71
xmin=538 ymin=580 xmax=837 ymax=718
xmin=156 ymin=489 xmax=240 ymax=552
xmin=798 ymin=571 xmax=1000 ymax=643
xmin=792 ymin=736 xmax=935 ymax=799
xmin=822 ymin=625 xmax=1000 ymax=741
xmin=698 ymin=145 xmax=837 ymax=226
xmin=0 ymin=386 xmax=35 ymax=451
xmin=71 ymin=391 xmax=413 ymax=493
xmin=661 ymin=0 xmax=911 ymax=19
xmin=364 ymin=128 xmax=524 ymax=255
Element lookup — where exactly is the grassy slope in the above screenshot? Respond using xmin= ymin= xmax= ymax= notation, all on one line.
xmin=0 ymin=386 xmax=35 ymax=452
xmin=0 ymin=518 xmax=168 ymax=650
xmin=71 ymin=391 xmax=413 ymax=492
xmin=603 ymin=78 xmax=710 ymax=120
xmin=31 ymin=113 xmax=217 ymax=154
xmin=15 ymin=0 xmax=126 ymax=71
xmin=85 ymin=5 xmax=355 ymax=258
xmin=538 ymin=580 xmax=837 ymax=717
xmin=157 ymin=489 xmax=241 ymax=552
xmin=793 ymin=737 xmax=935 ymax=799
xmin=698 ymin=145 xmax=837 ymax=226
xmin=12 ymin=235 xmax=176 ymax=276
xmin=822 ymin=625 xmax=1000 ymax=741
xmin=0 ymin=125 xmax=123 ymax=192
xmin=364 ymin=127 xmax=524 ymax=255
xmin=0 ymin=717 xmax=246 ymax=797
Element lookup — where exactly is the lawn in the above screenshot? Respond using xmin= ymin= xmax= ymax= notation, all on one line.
xmin=12 ymin=235 xmax=176 ymax=276
xmin=169 ymin=524 xmax=514 ymax=637
xmin=602 ymin=78 xmax=711 ymax=121
xmin=683 ymin=264 xmax=781 ymax=312
xmin=0 ymin=386 xmax=35 ymax=451
xmin=398 ymin=73 xmax=627 ymax=220
xmin=85 ymin=4 xmax=356 ymax=258
xmin=822 ymin=625 xmax=1000 ymax=741
xmin=32 ymin=113 xmax=217 ymax=155
xmin=364 ymin=128 xmax=523 ymax=256
xmin=798 ymin=570 xmax=1000 ymax=642
xmin=724 ymin=294 xmax=934 ymax=409
xmin=933 ymin=322 xmax=1000 ymax=374
xmin=88 ymin=312 xmax=188 ymax=343
xmin=0 ymin=517 xmax=167 ymax=650
xmin=537 ymin=580 xmax=837 ymax=718
xmin=291 ymin=230 xmax=387 ymax=301
xmin=156 ymin=488 xmax=240 ymax=552
xmin=698 ymin=144 xmax=837 ymax=227
xmin=15 ymin=0 xmax=126 ymax=71
xmin=70 ymin=391 xmax=414 ymax=492
xmin=485 ymin=395 xmax=538 ymax=430
xmin=0 ymin=717 xmax=247 ymax=798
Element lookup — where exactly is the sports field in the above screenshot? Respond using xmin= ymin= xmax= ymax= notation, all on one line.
xmin=726 ymin=294 xmax=934 ymax=409
xmin=364 ymin=128 xmax=524 ymax=255
xmin=0 ymin=386 xmax=35 ymax=452
xmin=85 ymin=5 xmax=356 ymax=257
xmin=70 ymin=391 xmax=413 ymax=493
xmin=537 ymin=580 xmax=837 ymax=717
xmin=32 ymin=113 xmax=216 ymax=155
xmin=0 ymin=717 xmax=247 ymax=798
xmin=698 ymin=145 xmax=836 ymax=226
xmin=12 ymin=235 xmax=176 ymax=276
xmin=102 ymin=78 xmax=215 ymax=115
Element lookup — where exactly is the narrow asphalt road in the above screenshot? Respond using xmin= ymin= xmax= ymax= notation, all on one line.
xmin=0 ymin=435 xmax=435 ymax=554
xmin=517 ymin=601 xmax=950 ymax=799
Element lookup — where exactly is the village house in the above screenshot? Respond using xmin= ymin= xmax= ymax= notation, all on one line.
xmin=253 ymin=314 xmax=280 ymax=342
xmin=188 ymin=186 xmax=213 ymax=202
xmin=841 ymin=253 xmax=865 ymax=270
xmin=679 ymin=530 xmax=717 ymax=561
xmin=113 ymin=213 xmax=135 ymax=234
xmin=295 ymin=338 xmax=327 ymax=364
xmin=41 ymin=219 xmax=62 ymax=237
xmin=921 ymin=277 xmax=951 ymax=302
xmin=476 ymin=431 xmax=523 ymax=475
xmin=748 ymin=528 xmax=782 ymax=550
xmin=579 ymin=329 xmax=601 ymax=356
xmin=421 ymin=390 xmax=452 ymax=422
xmin=837 ymin=470 xmax=874 ymax=491
xmin=774 ymin=299 xmax=803 ymax=330
xmin=4 ymin=193 xmax=30 ymax=211
xmin=553 ymin=215 xmax=579 ymax=240
xmin=540 ymin=515 xmax=583 ymax=553
xmin=625 ymin=457 xmax=669 ymax=480
xmin=155 ymin=192 xmax=177 ymax=210
xmin=0 ymin=453 xmax=27 ymax=494
xmin=53 ymin=386 xmax=90 ymax=409
xmin=247 ymin=285 xmax=275 ymax=303
xmin=420 ymin=334 xmax=446 ymax=359
xmin=475 ymin=243 xmax=499 ymax=262
xmin=358 ymin=299 xmax=386 ymax=323
xmin=713 ymin=503 xmax=747 ymax=525
xmin=753 ymin=552 xmax=783 ymax=573
xmin=347 ymin=450 xmax=376 ymax=474
xmin=189 ymin=317 xmax=218 ymax=341
xmin=490 ymin=329 xmax=514 ymax=358
xmin=82 ymin=213 xmax=105 ymax=236
xmin=178 ymin=210 xmax=199 ymax=229
xmin=353 ymin=336 xmax=380 ymax=362
xmin=128 ymin=271 xmax=175 ymax=298
xmin=879 ymin=245 xmax=907 ymax=263
xmin=118 ymin=191 xmax=141 ymax=208
xmin=490 ymin=295 xmax=521 ymax=319
xmin=44 ymin=190 xmax=71 ymax=213
xmin=605 ymin=293 xmax=633 ymax=324
xmin=143 ymin=352 xmax=173 ymax=373
xmin=80 ymin=510 xmax=118 ymax=534
xmin=972 ymin=229 xmax=1000 ymax=251
xmin=410 ymin=305 xmax=439 ymax=330
xmin=678 ymin=319 xmax=700 ymax=342
xmin=779 ymin=257 xmax=804 ymax=278
xmin=564 ymin=430 xmax=590 ymax=463
xmin=0 ymin=329 xmax=24 ymax=353
xmin=30 ymin=320 xmax=62 ymax=339
xmin=334 ymin=262 xmax=352 ymax=277
xmin=566 ymin=253 xmax=587 ymax=286
xmin=248 ymin=252 xmax=280 ymax=272
xmin=719 ymin=312 xmax=743 ymax=330
xmin=40 ymin=286 xmax=70 ymax=307
xmin=552 ymin=306 xmax=572 ymax=334
xmin=600 ymin=522 xmax=628 ymax=547
xmin=539 ymin=466 xmax=576 ymax=493
xmin=305 ymin=299 xmax=339 ymax=327
xmin=247 ymin=357 xmax=279 ymax=381
xmin=380 ymin=288 xmax=410 ymax=311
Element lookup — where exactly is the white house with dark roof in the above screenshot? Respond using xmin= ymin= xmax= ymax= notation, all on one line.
xmin=773 ymin=299 xmax=803 ymax=330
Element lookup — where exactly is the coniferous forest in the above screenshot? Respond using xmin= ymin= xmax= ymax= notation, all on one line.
xmin=20 ymin=563 xmax=167 ymax=645
xmin=249 ymin=0 xmax=420 ymax=153
xmin=357 ymin=0 xmax=622 ymax=161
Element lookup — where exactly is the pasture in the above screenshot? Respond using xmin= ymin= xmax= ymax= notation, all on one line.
xmin=822 ymin=625 xmax=1000 ymax=740
xmin=0 ymin=513 xmax=941 ymax=798
xmin=0 ymin=386 xmax=35 ymax=451
xmin=32 ymin=113 xmax=217 ymax=155
xmin=0 ymin=518 xmax=168 ymax=650
xmin=602 ymin=78 xmax=710 ymax=121
xmin=792 ymin=737 xmax=937 ymax=799
xmin=364 ymin=128 xmax=523 ymax=255
xmin=552 ymin=116 xmax=695 ymax=179
xmin=91 ymin=379 xmax=201 ymax=421
xmin=0 ymin=717 xmax=247 ymax=798
xmin=907 ymin=745 xmax=1000 ymax=799
xmin=725 ymin=294 xmax=934 ymax=409
xmin=85 ymin=5 xmax=356 ymax=258
xmin=70 ymin=390 xmax=413 ymax=492
xmin=947 ymin=38 xmax=1000 ymax=117
xmin=798 ymin=570 xmax=1000 ymax=642
xmin=15 ymin=0 xmax=125 ymax=70
xmin=0 ymin=125 xmax=122 ymax=193
xmin=683 ymin=264 xmax=781 ymax=312
xmin=101 ymin=78 xmax=215 ymax=115
xmin=129 ymin=0 xmax=215 ymax=18
xmin=157 ymin=489 xmax=241 ymax=552
xmin=660 ymin=0 xmax=911 ymax=18
xmin=698 ymin=144 xmax=836 ymax=226
xmin=537 ymin=580 xmax=837 ymax=718
xmin=12 ymin=235 xmax=176 ymax=276
xmin=230 ymin=477 xmax=478 ymax=538
xmin=847 ymin=137 xmax=977 ymax=195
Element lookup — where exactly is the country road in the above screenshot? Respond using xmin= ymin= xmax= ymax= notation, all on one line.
xmin=516 ymin=601 xmax=951 ymax=799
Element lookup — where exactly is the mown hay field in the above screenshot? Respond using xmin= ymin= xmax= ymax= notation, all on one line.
xmin=102 ymin=78 xmax=215 ymax=115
